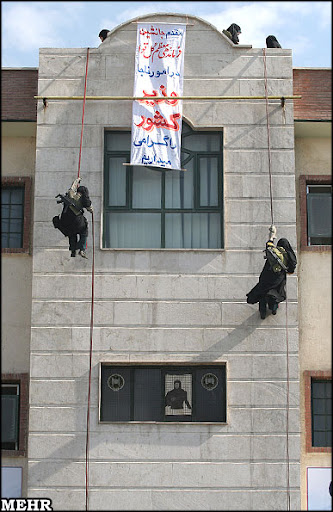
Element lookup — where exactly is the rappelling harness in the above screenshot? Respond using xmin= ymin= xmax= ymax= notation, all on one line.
xmin=265 ymin=241 xmax=289 ymax=273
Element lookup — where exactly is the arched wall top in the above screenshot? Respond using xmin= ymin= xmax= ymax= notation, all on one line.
xmin=102 ymin=12 xmax=252 ymax=48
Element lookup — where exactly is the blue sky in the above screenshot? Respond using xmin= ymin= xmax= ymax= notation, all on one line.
xmin=1 ymin=1 xmax=332 ymax=68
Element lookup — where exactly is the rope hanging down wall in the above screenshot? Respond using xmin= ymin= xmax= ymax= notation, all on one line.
xmin=73 ymin=46 xmax=94 ymax=512
xmin=263 ymin=47 xmax=291 ymax=511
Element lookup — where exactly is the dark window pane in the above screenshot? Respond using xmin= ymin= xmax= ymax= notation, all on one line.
xmin=312 ymin=381 xmax=326 ymax=398
xmin=1 ymin=187 xmax=24 ymax=249
xmin=1 ymin=395 xmax=19 ymax=446
xmin=8 ymin=234 xmax=23 ymax=248
xmin=307 ymin=194 xmax=332 ymax=237
xmin=2 ymin=189 xmax=10 ymax=203
xmin=313 ymin=415 xmax=326 ymax=431
xmin=134 ymin=369 xmax=162 ymax=421
xmin=312 ymin=398 xmax=326 ymax=414
xmin=311 ymin=379 xmax=332 ymax=448
xmin=312 ymin=431 xmax=327 ymax=447
xmin=9 ymin=219 xmax=23 ymax=233
xmin=325 ymin=382 xmax=331 ymax=398
xmin=10 ymin=188 xmax=24 ymax=204
xmin=10 ymin=205 xmax=24 ymax=219
xmin=100 ymin=367 xmax=131 ymax=421
xmin=1 ymin=205 xmax=10 ymax=219
xmin=2 ymin=220 xmax=10 ymax=233
xmin=195 ymin=367 xmax=225 ymax=422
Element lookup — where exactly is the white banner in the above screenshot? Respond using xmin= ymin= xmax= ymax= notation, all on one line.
xmin=131 ymin=23 xmax=186 ymax=170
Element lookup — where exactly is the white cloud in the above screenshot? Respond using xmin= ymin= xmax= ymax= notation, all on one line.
xmin=2 ymin=2 xmax=85 ymax=50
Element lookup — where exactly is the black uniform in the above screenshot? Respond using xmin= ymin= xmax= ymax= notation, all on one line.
xmin=246 ymin=238 xmax=297 ymax=316
xmin=266 ymin=35 xmax=282 ymax=48
xmin=53 ymin=180 xmax=92 ymax=256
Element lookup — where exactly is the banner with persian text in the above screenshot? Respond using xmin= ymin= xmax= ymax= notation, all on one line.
xmin=130 ymin=23 xmax=186 ymax=170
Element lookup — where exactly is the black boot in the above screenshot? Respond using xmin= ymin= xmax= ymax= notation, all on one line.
xmin=271 ymin=303 xmax=278 ymax=315
xmin=71 ymin=250 xmax=76 ymax=257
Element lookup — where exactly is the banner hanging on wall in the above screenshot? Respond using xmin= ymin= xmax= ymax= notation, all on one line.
xmin=130 ymin=22 xmax=186 ymax=170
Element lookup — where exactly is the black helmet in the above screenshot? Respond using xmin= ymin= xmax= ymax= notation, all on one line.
xmin=99 ymin=29 xmax=109 ymax=41
xmin=77 ymin=185 xmax=89 ymax=197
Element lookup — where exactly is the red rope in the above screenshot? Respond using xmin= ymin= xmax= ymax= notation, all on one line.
xmin=77 ymin=46 xmax=93 ymax=511
xmin=85 ymin=211 xmax=95 ymax=511
xmin=78 ymin=48 xmax=90 ymax=179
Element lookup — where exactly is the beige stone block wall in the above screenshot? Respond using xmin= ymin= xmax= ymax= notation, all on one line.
xmin=29 ymin=13 xmax=300 ymax=510
xmin=295 ymin=135 xmax=331 ymax=510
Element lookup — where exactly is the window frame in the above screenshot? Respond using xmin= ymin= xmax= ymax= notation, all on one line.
xmin=1 ymin=374 xmax=29 ymax=457
xmin=103 ymin=126 xmax=224 ymax=250
xmin=99 ymin=363 xmax=227 ymax=424
xmin=304 ymin=370 xmax=332 ymax=453
xmin=1 ymin=177 xmax=32 ymax=254
xmin=299 ymin=175 xmax=332 ymax=251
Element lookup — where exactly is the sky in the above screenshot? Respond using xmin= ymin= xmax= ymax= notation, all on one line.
xmin=1 ymin=1 xmax=332 ymax=69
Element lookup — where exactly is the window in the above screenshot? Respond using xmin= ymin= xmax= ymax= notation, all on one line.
xmin=300 ymin=176 xmax=332 ymax=250
xmin=1 ymin=374 xmax=28 ymax=456
xmin=304 ymin=371 xmax=332 ymax=453
xmin=1 ymin=187 xmax=24 ymax=248
xmin=103 ymin=123 xmax=223 ymax=249
xmin=311 ymin=379 xmax=332 ymax=447
xmin=1 ymin=177 xmax=32 ymax=253
xmin=307 ymin=185 xmax=332 ymax=245
xmin=1 ymin=384 xmax=19 ymax=450
xmin=100 ymin=364 xmax=226 ymax=422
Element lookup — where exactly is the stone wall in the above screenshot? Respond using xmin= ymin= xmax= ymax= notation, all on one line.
xmin=28 ymin=14 xmax=300 ymax=510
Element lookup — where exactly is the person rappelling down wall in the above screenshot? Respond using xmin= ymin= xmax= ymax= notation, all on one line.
xmin=53 ymin=178 xmax=93 ymax=259
xmin=246 ymin=225 xmax=297 ymax=319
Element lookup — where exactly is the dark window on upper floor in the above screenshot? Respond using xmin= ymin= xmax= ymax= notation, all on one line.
xmin=300 ymin=176 xmax=332 ymax=251
xmin=1 ymin=177 xmax=32 ymax=254
xmin=1 ymin=187 xmax=24 ymax=249
xmin=306 ymin=184 xmax=332 ymax=246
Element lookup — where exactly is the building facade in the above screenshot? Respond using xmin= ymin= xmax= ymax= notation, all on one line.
xmin=1 ymin=13 xmax=331 ymax=511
